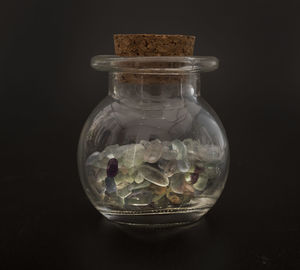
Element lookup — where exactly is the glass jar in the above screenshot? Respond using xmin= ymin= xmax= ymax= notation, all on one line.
xmin=78 ymin=55 xmax=229 ymax=226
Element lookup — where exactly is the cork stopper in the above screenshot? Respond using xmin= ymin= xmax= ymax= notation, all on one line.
xmin=114 ymin=34 xmax=195 ymax=56
xmin=113 ymin=34 xmax=196 ymax=84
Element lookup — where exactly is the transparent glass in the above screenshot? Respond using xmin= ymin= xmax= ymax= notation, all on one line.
xmin=78 ymin=56 xmax=229 ymax=226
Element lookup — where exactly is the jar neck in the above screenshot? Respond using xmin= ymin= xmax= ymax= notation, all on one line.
xmin=108 ymin=72 xmax=201 ymax=109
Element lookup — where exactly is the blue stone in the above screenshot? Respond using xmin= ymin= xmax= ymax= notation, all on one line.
xmin=107 ymin=158 xmax=118 ymax=177
xmin=105 ymin=177 xmax=116 ymax=194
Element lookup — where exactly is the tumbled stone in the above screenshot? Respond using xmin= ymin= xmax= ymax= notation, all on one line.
xmin=117 ymin=186 xmax=132 ymax=199
xmin=104 ymin=193 xmax=122 ymax=207
xmin=106 ymin=158 xmax=118 ymax=177
xmin=169 ymin=173 xmax=185 ymax=194
xmin=158 ymin=159 xmax=178 ymax=177
xmin=149 ymin=184 xmax=167 ymax=195
xmin=95 ymin=168 xmax=106 ymax=182
xmin=143 ymin=139 xmax=163 ymax=163
xmin=132 ymin=170 xmax=144 ymax=184
xmin=177 ymin=159 xmax=190 ymax=172
xmin=139 ymin=165 xmax=169 ymax=187
xmin=119 ymin=167 xmax=129 ymax=174
xmin=128 ymin=180 xmax=151 ymax=191
xmin=95 ymin=179 xmax=106 ymax=194
xmin=190 ymin=172 xmax=199 ymax=184
xmin=183 ymin=139 xmax=200 ymax=157
xmin=185 ymin=166 xmax=205 ymax=184
xmin=140 ymin=140 xmax=151 ymax=148
xmin=184 ymin=172 xmax=192 ymax=183
xmin=97 ymin=157 xmax=110 ymax=169
xmin=125 ymin=190 xmax=153 ymax=206
xmin=167 ymin=193 xmax=182 ymax=205
xmin=114 ymin=173 xmax=134 ymax=188
xmin=152 ymin=193 xmax=166 ymax=203
xmin=183 ymin=182 xmax=195 ymax=194
xmin=182 ymin=194 xmax=193 ymax=204
xmin=161 ymin=141 xmax=178 ymax=160
xmin=115 ymin=180 xmax=129 ymax=190
xmin=172 ymin=140 xmax=187 ymax=160
xmin=154 ymin=196 xmax=169 ymax=208
xmin=102 ymin=144 xmax=120 ymax=159
xmin=105 ymin=177 xmax=116 ymax=194
xmin=127 ymin=167 xmax=138 ymax=174
xmin=122 ymin=144 xmax=145 ymax=168
xmin=193 ymin=175 xmax=208 ymax=191
xmin=114 ymin=145 xmax=129 ymax=158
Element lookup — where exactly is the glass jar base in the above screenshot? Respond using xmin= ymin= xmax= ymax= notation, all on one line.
xmin=99 ymin=207 xmax=210 ymax=227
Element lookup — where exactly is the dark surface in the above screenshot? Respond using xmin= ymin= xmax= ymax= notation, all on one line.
xmin=1 ymin=1 xmax=300 ymax=269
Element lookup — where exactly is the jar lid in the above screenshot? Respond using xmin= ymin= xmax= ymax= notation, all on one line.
xmin=114 ymin=34 xmax=196 ymax=56
xmin=91 ymin=55 xmax=219 ymax=73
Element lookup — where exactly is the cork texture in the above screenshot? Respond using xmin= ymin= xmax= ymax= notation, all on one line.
xmin=113 ymin=34 xmax=196 ymax=84
xmin=114 ymin=34 xmax=195 ymax=56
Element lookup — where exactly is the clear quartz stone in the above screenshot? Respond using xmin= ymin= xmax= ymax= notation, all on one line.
xmin=140 ymin=140 xmax=151 ymax=148
xmin=102 ymin=144 xmax=120 ymax=159
xmin=132 ymin=170 xmax=144 ymax=184
xmin=172 ymin=139 xmax=187 ymax=160
xmin=143 ymin=139 xmax=163 ymax=163
xmin=85 ymin=138 xmax=223 ymax=210
xmin=125 ymin=190 xmax=153 ymax=206
xmin=158 ymin=159 xmax=178 ymax=177
xmin=139 ymin=165 xmax=169 ymax=187
xmin=161 ymin=141 xmax=178 ymax=160
xmin=177 ymin=159 xmax=190 ymax=172
xmin=183 ymin=139 xmax=199 ymax=156
xmin=122 ymin=144 xmax=145 ymax=168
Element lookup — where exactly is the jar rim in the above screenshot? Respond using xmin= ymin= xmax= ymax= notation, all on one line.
xmin=91 ymin=55 xmax=219 ymax=73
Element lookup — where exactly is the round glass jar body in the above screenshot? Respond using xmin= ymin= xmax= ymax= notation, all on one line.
xmin=78 ymin=56 xmax=229 ymax=226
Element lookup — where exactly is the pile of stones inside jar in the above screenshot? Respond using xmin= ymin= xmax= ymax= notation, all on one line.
xmin=85 ymin=139 xmax=224 ymax=210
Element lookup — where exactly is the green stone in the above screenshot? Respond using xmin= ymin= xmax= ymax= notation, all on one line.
xmin=143 ymin=139 xmax=163 ymax=163
xmin=114 ymin=173 xmax=134 ymax=189
xmin=193 ymin=175 xmax=208 ymax=191
xmin=139 ymin=165 xmax=169 ymax=187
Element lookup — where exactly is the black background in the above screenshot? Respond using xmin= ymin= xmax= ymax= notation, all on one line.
xmin=1 ymin=1 xmax=300 ymax=269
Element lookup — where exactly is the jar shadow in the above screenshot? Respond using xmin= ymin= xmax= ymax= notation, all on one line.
xmin=76 ymin=216 xmax=233 ymax=269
